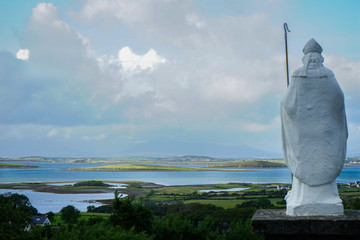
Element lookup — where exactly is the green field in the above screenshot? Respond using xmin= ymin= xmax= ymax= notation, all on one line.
xmin=67 ymin=164 xmax=246 ymax=172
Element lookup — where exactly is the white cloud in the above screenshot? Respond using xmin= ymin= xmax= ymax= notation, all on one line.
xmin=64 ymin=128 xmax=72 ymax=139
xmin=81 ymin=133 xmax=106 ymax=141
xmin=25 ymin=2 xmax=96 ymax=72
xmin=118 ymin=47 xmax=166 ymax=71
xmin=30 ymin=2 xmax=70 ymax=30
xmin=0 ymin=124 xmax=60 ymax=140
xmin=47 ymin=129 xmax=58 ymax=137
xmin=83 ymin=2 xmax=285 ymax=123
xmin=16 ymin=49 xmax=30 ymax=61
xmin=77 ymin=0 xmax=146 ymax=25
xmin=31 ymin=3 xmax=59 ymax=22
xmin=186 ymin=13 xmax=205 ymax=29
xmin=97 ymin=46 xmax=167 ymax=73
xmin=241 ymin=117 xmax=281 ymax=132
xmin=204 ymin=75 xmax=257 ymax=103
xmin=324 ymin=54 xmax=360 ymax=93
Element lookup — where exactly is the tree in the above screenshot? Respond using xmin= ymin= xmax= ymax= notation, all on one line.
xmin=46 ymin=211 xmax=55 ymax=222
xmin=110 ymin=191 xmax=153 ymax=232
xmin=60 ymin=205 xmax=80 ymax=224
xmin=87 ymin=205 xmax=96 ymax=212
xmin=237 ymin=198 xmax=274 ymax=209
xmin=343 ymin=198 xmax=360 ymax=209
xmin=0 ymin=193 xmax=38 ymax=238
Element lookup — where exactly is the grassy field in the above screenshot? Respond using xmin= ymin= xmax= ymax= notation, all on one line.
xmin=52 ymin=212 xmax=111 ymax=225
xmin=67 ymin=164 xmax=246 ymax=172
xmin=143 ymin=182 xmax=289 ymax=208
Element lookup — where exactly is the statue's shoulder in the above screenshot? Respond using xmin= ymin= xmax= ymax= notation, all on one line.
xmin=291 ymin=67 xmax=304 ymax=77
xmin=322 ymin=67 xmax=334 ymax=78
xmin=291 ymin=66 xmax=334 ymax=78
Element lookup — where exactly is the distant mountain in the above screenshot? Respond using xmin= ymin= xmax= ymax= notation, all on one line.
xmin=121 ymin=138 xmax=281 ymax=159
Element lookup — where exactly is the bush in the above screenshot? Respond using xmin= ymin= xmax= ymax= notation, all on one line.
xmin=74 ymin=180 xmax=110 ymax=187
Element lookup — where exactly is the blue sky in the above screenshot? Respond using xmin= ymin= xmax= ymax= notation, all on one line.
xmin=1 ymin=0 xmax=360 ymax=157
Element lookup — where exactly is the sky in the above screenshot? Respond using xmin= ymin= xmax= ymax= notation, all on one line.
xmin=1 ymin=0 xmax=360 ymax=157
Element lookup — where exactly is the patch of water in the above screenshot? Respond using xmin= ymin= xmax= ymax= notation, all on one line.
xmin=198 ymin=187 xmax=249 ymax=193
xmin=0 ymin=189 xmax=126 ymax=213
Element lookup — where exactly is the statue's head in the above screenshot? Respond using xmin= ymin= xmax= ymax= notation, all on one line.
xmin=302 ymin=39 xmax=324 ymax=69
xmin=303 ymin=38 xmax=322 ymax=54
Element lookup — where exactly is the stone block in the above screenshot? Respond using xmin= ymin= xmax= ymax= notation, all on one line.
xmin=252 ymin=209 xmax=360 ymax=240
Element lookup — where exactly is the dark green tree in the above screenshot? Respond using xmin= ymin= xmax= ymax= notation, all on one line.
xmin=343 ymin=198 xmax=360 ymax=209
xmin=237 ymin=198 xmax=274 ymax=209
xmin=87 ymin=205 xmax=96 ymax=212
xmin=0 ymin=193 xmax=38 ymax=238
xmin=152 ymin=214 xmax=204 ymax=240
xmin=225 ymin=219 xmax=263 ymax=240
xmin=110 ymin=191 xmax=153 ymax=233
xmin=46 ymin=211 xmax=55 ymax=222
xmin=60 ymin=205 xmax=80 ymax=224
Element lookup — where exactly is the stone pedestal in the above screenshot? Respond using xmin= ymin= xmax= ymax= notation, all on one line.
xmin=252 ymin=209 xmax=360 ymax=240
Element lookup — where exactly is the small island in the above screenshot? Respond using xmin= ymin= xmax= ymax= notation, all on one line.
xmin=0 ymin=163 xmax=38 ymax=168
xmin=210 ymin=160 xmax=286 ymax=168
xmin=67 ymin=164 xmax=246 ymax=172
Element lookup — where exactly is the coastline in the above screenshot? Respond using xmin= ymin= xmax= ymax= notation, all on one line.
xmin=2 ymin=178 xmax=359 ymax=214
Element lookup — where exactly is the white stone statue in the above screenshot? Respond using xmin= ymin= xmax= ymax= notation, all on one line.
xmin=281 ymin=38 xmax=348 ymax=216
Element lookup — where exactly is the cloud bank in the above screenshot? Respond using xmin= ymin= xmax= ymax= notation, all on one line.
xmin=1 ymin=1 xmax=360 ymax=156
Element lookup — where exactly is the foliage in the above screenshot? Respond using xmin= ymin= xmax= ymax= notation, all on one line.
xmin=60 ymin=205 xmax=80 ymax=224
xmin=151 ymin=214 xmax=205 ymax=240
xmin=87 ymin=204 xmax=113 ymax=213
xmin=46 ymin=211 xmax=55 ymax=222
xmin=236 ymin=198 xmax=274 ymax=209
xmin=226 ymin=219 xmax=263 ymax=240
xmin=268 ymin=189 xmax=288 ymax=198
xmin=343 ymin=198 xmax=360 ymax=209
xmin=3 ymin=191 xmax=266 ymax=240
xmin=110 ymin=191 xmax=153 ymax=233
xmin=29 ymin=221 xmax=153 ymax=240
xmin=0 ymin=193 xmax=38 ymax=239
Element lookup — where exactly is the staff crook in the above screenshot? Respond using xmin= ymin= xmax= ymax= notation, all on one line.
xmin=283 ymin=23 xmax=291 ymax=87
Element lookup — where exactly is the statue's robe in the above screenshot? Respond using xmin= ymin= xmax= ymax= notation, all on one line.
xmin=281 ymin=54 xmax=348 ymax=216
xmin=281 ymin=66 xmax=347 ymax=186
